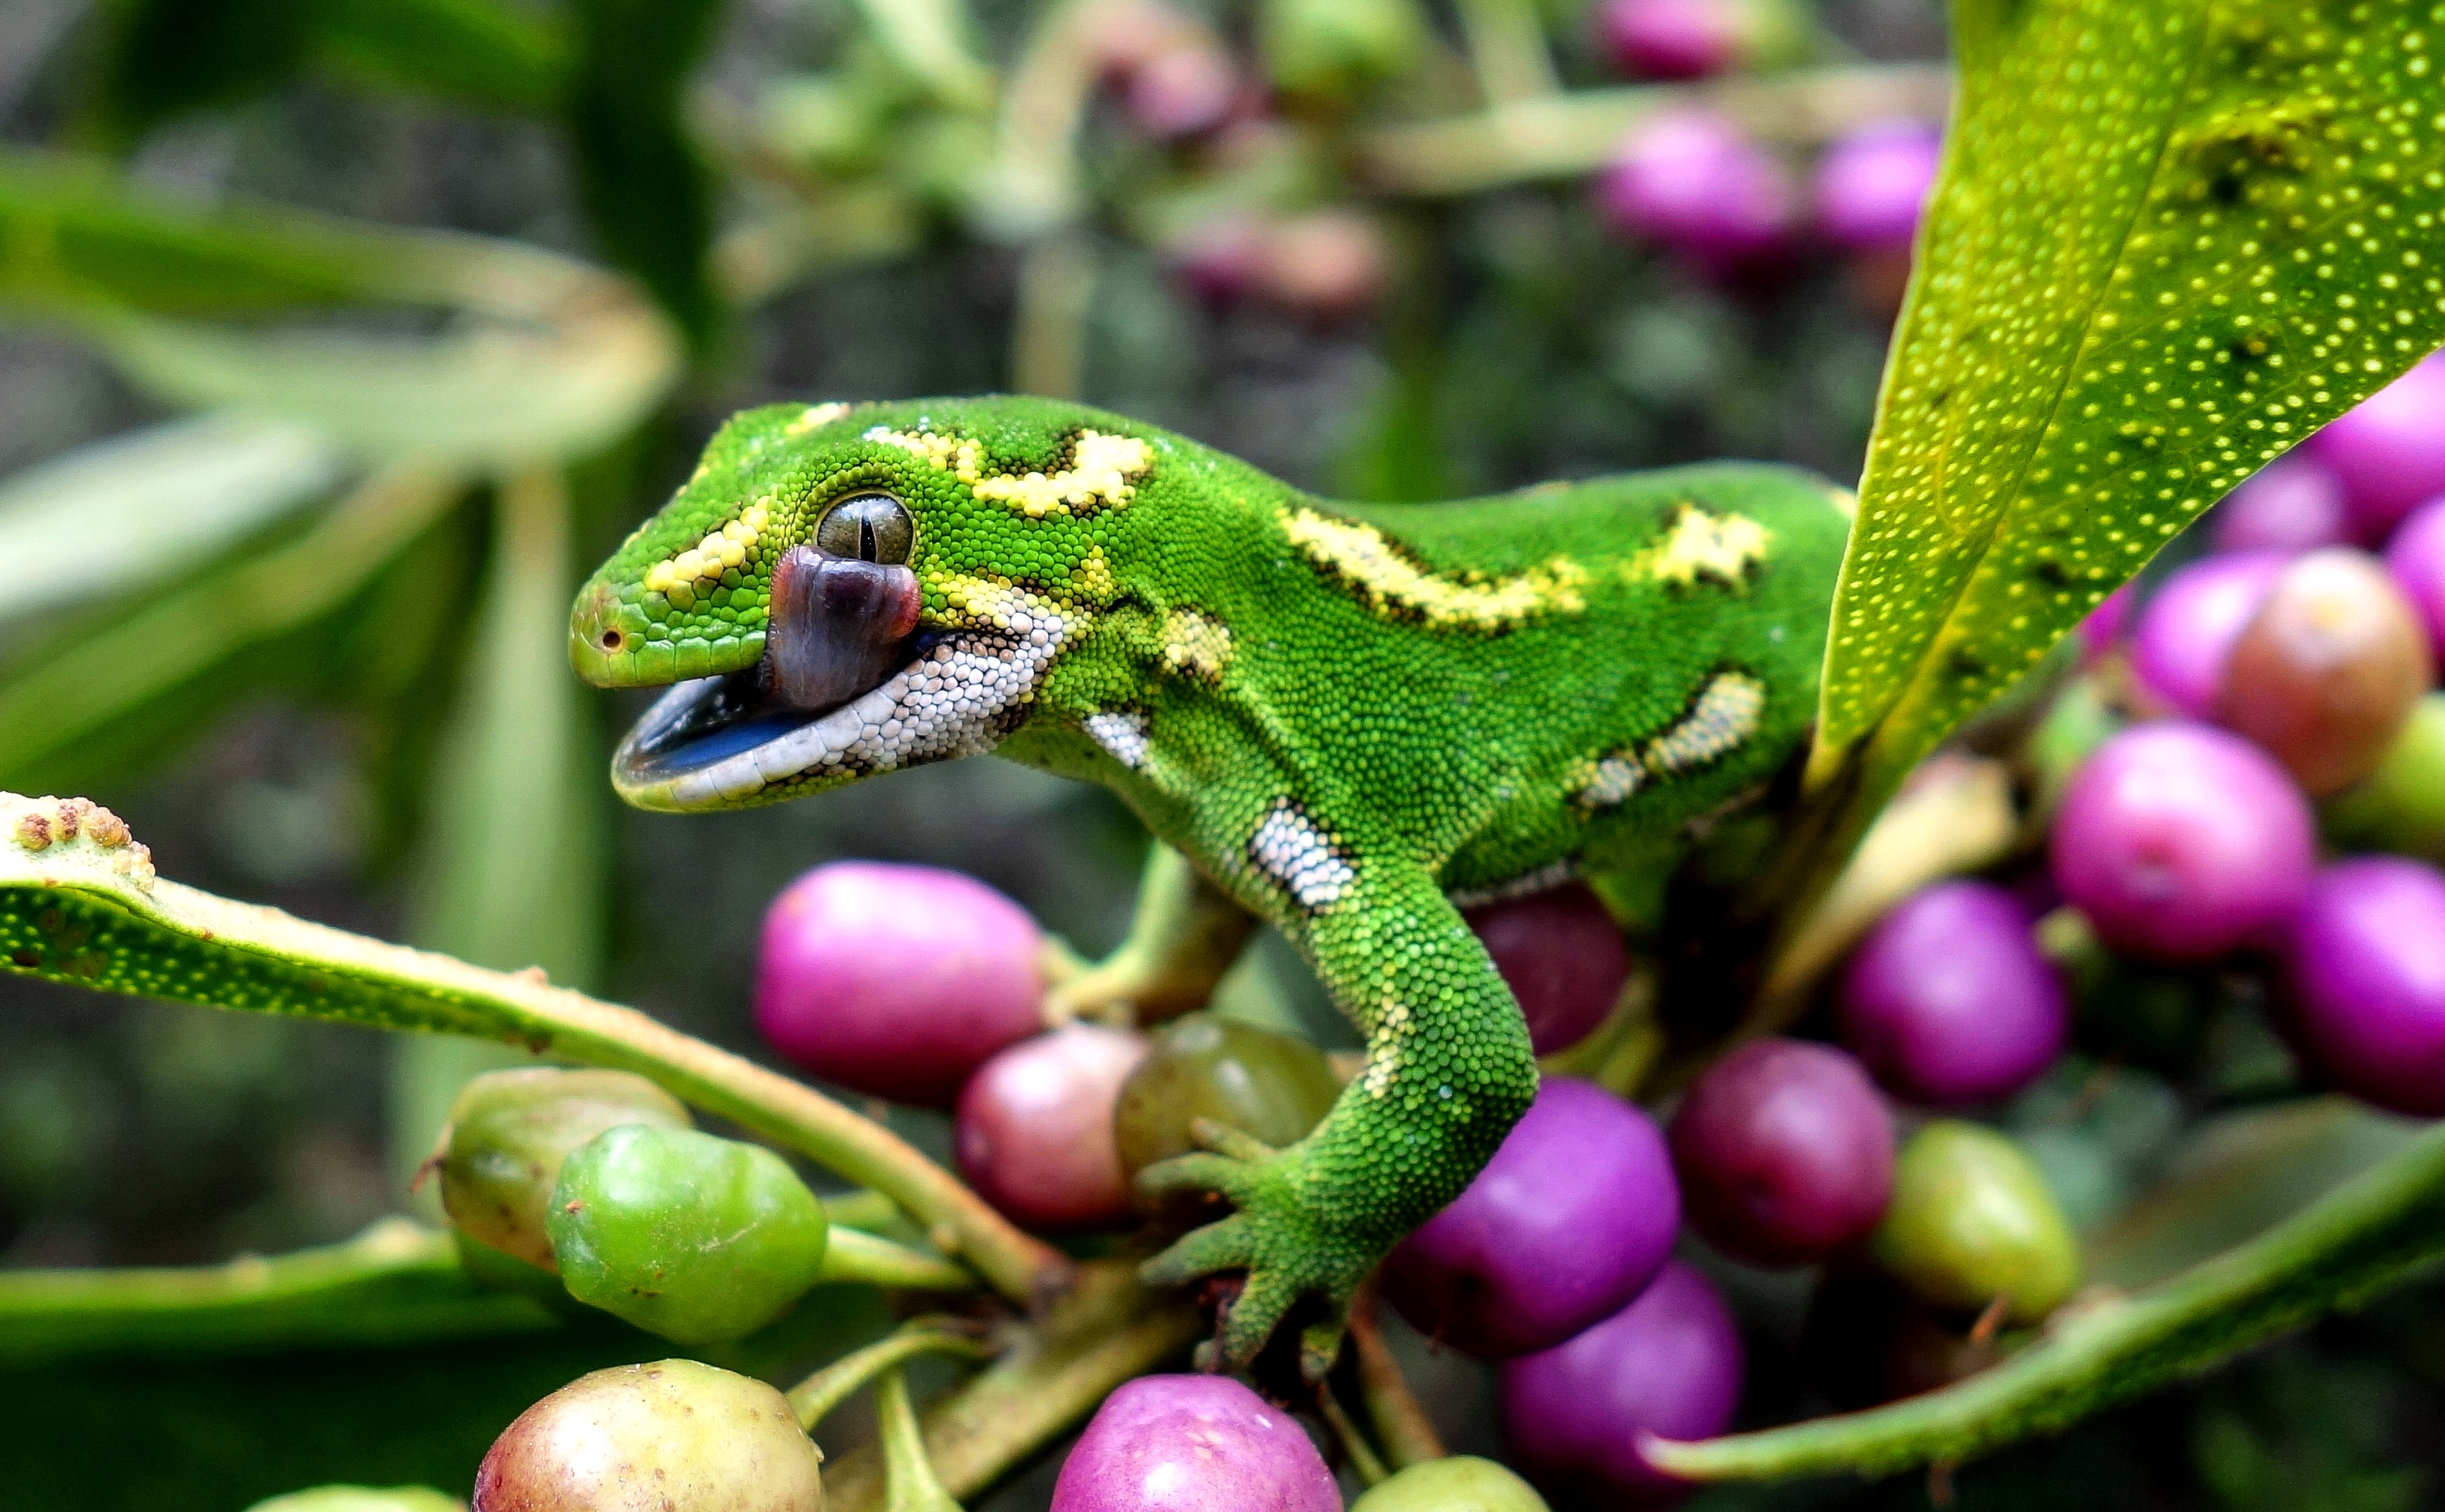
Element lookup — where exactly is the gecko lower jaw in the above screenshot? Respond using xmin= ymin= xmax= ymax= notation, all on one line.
xmin=608 ymin=630 xmax=945 ymax=809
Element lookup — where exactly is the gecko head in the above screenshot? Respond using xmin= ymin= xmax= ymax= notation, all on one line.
xmin=570 ymin=397 xmax=1154 ymax=812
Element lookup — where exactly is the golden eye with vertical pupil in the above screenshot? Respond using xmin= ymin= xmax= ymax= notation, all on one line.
xmin=814 ymin=493 xmax=912 ymax=564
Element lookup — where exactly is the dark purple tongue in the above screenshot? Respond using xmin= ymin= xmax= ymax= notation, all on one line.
xmin=766 ymin=544 xmax=923 ymax=711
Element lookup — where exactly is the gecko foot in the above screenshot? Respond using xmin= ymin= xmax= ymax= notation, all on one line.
xmin=1136 ymin=1131 xmax=1377 ymax=1378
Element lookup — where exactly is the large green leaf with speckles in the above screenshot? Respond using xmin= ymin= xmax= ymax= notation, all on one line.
xmin=1810 ymin=0 xmax=2445 ymax=809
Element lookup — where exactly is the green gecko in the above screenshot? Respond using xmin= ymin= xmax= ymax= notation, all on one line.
xmin=568 ymin=395 xmax=1850 ymax=1370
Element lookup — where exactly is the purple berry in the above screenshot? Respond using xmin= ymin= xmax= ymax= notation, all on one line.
xmin=1811 ymin=119 xmax=1941 ymax=253
xmin=1837 ymin=880 xmax=2067 ymax=1106
xmin=1257 ymin=210 xmax=1386 ymax=322
xmin=1051 ymin=1375 xmax=1339 ymax=1512
xmin=1668 ymin=1039 xmax=1893 ymax=1267
xmin=1594 ymin=0 xmax=1746 ymax=80
xmin=2211 ymin=453 xmax=2351 ymax=555
xmin=2385 ymin=496 xmax=2445 ymax=662
xmin=1464 ymin=884 xmax=1630 ymax=1056
xmin=1597 ymin=109 xmax=1795 ymax=275
xmin=2050 ymin=722 xmax=2315 ymax=962
xmin=955 ymin=1023 xmax=1147 ymax=1233
xmin=2307 ymin=352 xmax=2445 ymax=542
xmin=2129 ymin=551 xmax=2288 ymax=718
xmin=1499 ymin=1261 xmax=1744 ymax=1510
xmin=1382 ymin=1077 xmax=1679 ymax=1359
xmin=1166 ymin=216 xmax=1269 ymax=305
xmin=755 ymin=861 xmax=1044 ymax=1108
xmin=2282 ymin=857 xmax=2445 ymax=1116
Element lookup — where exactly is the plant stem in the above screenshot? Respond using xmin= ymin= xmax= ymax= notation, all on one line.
xmin=790 ymin=1323 xmax=994 ymax=1432
xmin=1348 ymin=1285 xmax=1446 ymax=1470
xmin=879 ymin=1366 xmax=970 ymax=1512
xmin=822 ymin=1260 xmax=1204 ymax=1511
xmin=1646 ymin=1119 xmax=2445 ymax=1482
xmin=820 ymin=1229 xmax=984 ymax=1293
xmin=1318 ymin=1388 xmax=1391 ymax=1487
xmin=0 ymin=1219 xmax=558 ymax=1365
xmin=1353 ymin=65 xmax=1952 ymax=197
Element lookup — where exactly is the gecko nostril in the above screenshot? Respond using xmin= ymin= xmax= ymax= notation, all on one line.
xmin=600 ymin=629 xmax=625 ymax=651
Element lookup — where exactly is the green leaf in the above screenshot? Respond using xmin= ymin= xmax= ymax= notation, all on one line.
xmin=0 ymin=795 xmax=1065 ymax=1306
xmin=87 ymin=0 xmax=319 ymax=143
xmin=845 ymin=0 xmax=995 ymax=111
xmin=0 ymin=412 xmax=347 ymax=625
xmin=0 ymin=1219 xmax=556 ymax=1366
xmin=1810 ymin=0 xmax=2445 ymax=815
xmin=0 ymin=149 xmax=682 ymax=468
xmin=1645 ymin=1117 xmax=2445 ymax=1483
xmin=565 ymin=0 xmax=725 ymax=348
xmin=0 ymin=466 xmax=467 ymax=791
xmin=312 ymin=0 xmax=569 ymax=115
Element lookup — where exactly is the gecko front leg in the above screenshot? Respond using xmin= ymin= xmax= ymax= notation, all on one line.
xmin=1139 ymin=818 xmax=1537 ymax=1375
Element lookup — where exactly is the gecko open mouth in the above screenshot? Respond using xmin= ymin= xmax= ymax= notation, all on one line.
xmin=609 ymin=547 xmax=1069 ymax=811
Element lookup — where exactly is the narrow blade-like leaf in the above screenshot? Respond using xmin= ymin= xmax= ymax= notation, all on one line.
xmin=0 ymin=796 xmax=1065 ymax=1304
xmin=0 ymin=413 xmax=346 ymax=625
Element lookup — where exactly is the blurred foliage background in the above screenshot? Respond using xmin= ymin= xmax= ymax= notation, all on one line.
xmin=0 ymin=0 xmax=2439 ymax=1507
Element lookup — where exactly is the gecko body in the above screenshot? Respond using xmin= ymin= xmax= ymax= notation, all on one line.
xmin=571 ymin=395 xmax=1850 ymax=1366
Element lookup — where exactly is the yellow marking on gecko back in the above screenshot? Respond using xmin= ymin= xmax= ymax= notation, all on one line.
xmin=1161 ymin=608 xmax=1234 ymax=682
xmin=870 ymin=427 xmax=1151 ymax=518
xmin=1280 ymin=508 xmax=1588 ymax=632
xmin=1637 ymin=506 xmax=1775 ymax=589
xmin=784 ymin=401 xmax=852 ymax=437
xmin=1572 ymin=671 xmax=1769 ymax=809
xmin=642 ymin=497 xmax=774 ymax=608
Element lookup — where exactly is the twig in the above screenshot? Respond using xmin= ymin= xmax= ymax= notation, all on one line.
xmin=1352 ymin=65 xmax=1952 ymax=197
xmin=1348 ymin=1283 xmax=1446 ymax=1470
xmin=789 ymin=1320 xmax=993 ymax=1431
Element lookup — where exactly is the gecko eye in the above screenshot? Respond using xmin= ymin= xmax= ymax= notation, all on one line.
xmin=814 ymin=492 xmax=912 ymax=565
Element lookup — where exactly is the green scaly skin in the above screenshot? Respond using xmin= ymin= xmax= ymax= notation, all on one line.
xmin=569 ymin=396 xmax=1850 ymax=1370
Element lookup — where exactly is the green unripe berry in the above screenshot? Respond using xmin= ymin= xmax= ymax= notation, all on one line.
xmin=1350 ymin=1457 xmax=1550 ymax=1512
xmin=246 ymin=1490 xmax=463 ymax=1512
xmin=1113 ymin=1012 xmax=1342 ymax=1193
xmin=2322 ymin=691 xmax=2445 ymax=865
xmin=474 ymin=1359 xmax=822 ymax=1512
xmin=1869 ymin=1120 xmax=2081 ymax=1326
xmin=547 ymin=1125 xmax=829 ymax=1344
xmin=438 ymin=1068 xmax=692 ymax=1272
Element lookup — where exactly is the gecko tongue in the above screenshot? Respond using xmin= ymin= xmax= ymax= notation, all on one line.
xmin=766 ymin=544 xmax=924 ymax=712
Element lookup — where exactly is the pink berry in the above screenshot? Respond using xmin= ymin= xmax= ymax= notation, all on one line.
xmin=1383 ymin=1078 xmax=1679 ymax=1358
xmin=1596 ymin=109 xmax=1795 ymax=275
xmin=1125 ymin=43 xmax=1238 ymax=138
xmin=2211 ymin=453 xmax=2351 ymax=555
xmin=2049 ymin=722 xmax=2315 ymax=962
xmin=2306 ymin=352 xmax=2445 ymax=542
xmin=2281 ymin=857 xmax=2445 ymax=1116
xmin=2385 ymin=496 xmax=2445 ymax=662
xmin=1669 ymin=1038 xmax=1893 ymax=1267
xmin=955 ymin=1023 xmax=1147 ymax=1233
xmin=1464 ymin=884 xmax=1629 ymax=1055
xmin=2129 ymin=551 xmax=2288 ymax=718
xmin=1838 ymin=880 xmax=2067 ymax=1106
xmin=1500 ymin=1261 xmax=1744 ymax=1510
xmin=1051 ymin=1375 xmax=1339 ymax=1512
xmin=1594 ymin=0 xmax=1747 ymax=80
xmin=2217 ymin=548 xmax=2432 ymax=797
xmin=1812 ymin=119 xmax=1941 ymax=253
xmin=755 ymin=861 xmax=1044 ymax=1108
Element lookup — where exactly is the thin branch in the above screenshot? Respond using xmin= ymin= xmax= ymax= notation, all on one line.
xmin=789 ymin=1322 xmax=994 ymax=1432
xmin=1352 ymin=65 xmax=1952 ymax=197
